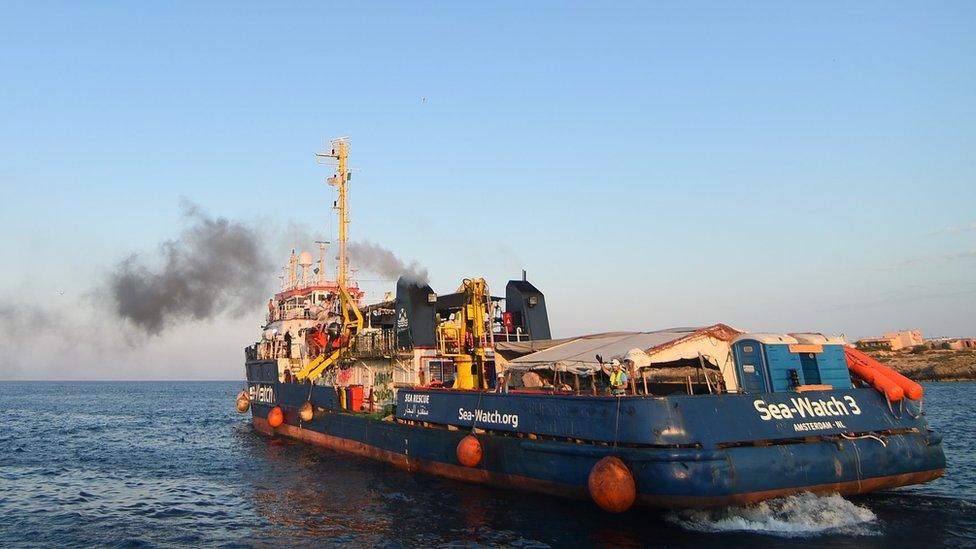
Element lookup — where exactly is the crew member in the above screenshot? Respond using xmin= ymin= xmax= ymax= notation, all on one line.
xmin=622 ymin=357 xmax=637 ymax=394
xmin=601 ymin=359 xmax=629 ymax=396
xmin=303 ymin=298 xmax=312 ymax=319
xmin=324 ymin=313 xmax=342 ymax=353
xmin=495 ymin=371 xmax=508 ymax=394
xmin=306 ymin=325 xmax=323 ymax=358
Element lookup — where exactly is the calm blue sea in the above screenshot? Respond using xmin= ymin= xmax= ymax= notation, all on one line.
xmin=1 ymin=381 xmax=973 ymax=548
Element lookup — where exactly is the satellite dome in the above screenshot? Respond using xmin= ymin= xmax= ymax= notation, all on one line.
xmin=298 ymin=251 xmax=313 ymax=267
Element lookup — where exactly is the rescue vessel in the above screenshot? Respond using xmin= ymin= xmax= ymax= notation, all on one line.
xmin=239 ymin=138 xmax=945 ymax=512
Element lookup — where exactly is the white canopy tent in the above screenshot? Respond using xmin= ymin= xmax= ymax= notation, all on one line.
xmin=499 ymin=324 xmax=744 ymax=392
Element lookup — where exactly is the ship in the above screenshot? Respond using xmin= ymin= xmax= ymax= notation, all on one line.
xmin=239 ymin=138 xmax=945 ymax=512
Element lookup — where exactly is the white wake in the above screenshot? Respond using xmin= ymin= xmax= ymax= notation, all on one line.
xmin=665 ymin=493 xmax=879 ymax=537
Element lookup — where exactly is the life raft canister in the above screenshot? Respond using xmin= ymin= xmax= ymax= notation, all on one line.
xmin=588 ymin=456 xmax=636 ymax=513
xmin=235 ymin=391 xmax=250 ymax=413
xmin=456 ymin=435 xmax=482 ymax=467
xmin=267 ymin=406 xmax=284 ymax=428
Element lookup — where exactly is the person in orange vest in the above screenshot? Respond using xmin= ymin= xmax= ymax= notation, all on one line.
xmin=311 ymin=324 xmax=329 ymax=357
xmin=324 ymin=313 xmax=342 ymax=353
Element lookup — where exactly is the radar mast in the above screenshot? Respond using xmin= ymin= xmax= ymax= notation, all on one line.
xmin=315 ymin=137 xmax=351 ymax=288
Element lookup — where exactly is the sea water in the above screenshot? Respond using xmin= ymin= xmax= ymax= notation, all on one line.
xmin=1 ymin=381 xmax=973 ymax=547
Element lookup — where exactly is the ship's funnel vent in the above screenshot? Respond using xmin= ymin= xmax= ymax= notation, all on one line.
xmin=505 ymin=278 xmax=551 ymax=341
xmin=395 ymin=276 xmax=436 ymax=348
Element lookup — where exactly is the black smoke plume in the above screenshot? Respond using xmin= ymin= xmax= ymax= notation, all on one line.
xmin=348 ymin=241 xmax=429 ymax=284
xmin=108 ymin=201 xmax=273 ymax=334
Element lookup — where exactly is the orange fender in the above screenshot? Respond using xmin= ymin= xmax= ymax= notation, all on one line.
xmin=456 ymin=435 xmax=482 ymax=467
xmin=267 ymin=406 xmax=284 ymax=428
xmin=588 ymin=456 xmax=636 ymax=513
xmin=235 ymin=391 xmax=251 ymax=413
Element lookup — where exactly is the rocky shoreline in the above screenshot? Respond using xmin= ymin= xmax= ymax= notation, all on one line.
xmin=866 ymin=349 xmax=976 ymax=382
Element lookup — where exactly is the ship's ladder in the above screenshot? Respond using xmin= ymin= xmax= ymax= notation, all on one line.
xmin=295 ymin=348 xmax=341 ymax=381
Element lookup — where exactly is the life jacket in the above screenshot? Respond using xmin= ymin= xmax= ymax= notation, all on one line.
xmin=610 ymin=370 xmax=626 ymax=386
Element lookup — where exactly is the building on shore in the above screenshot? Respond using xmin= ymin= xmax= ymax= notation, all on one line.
xmin=855 ymin=330 xmax=923 ymax=352
xmin=925 ymin=337 xmax=976 ymax=351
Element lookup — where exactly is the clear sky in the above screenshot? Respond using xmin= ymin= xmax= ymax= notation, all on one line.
xmin=1 ymin=2 xmax=974 ymax=380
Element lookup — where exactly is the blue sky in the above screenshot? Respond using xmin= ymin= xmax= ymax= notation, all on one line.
xmin=1 ymin=2 xmax=974 ymax=379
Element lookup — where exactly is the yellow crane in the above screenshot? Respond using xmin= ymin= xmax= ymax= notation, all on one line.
xmin=436 ymin=278 xmax=493 ymax=390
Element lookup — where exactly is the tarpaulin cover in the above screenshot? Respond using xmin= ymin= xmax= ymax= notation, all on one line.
xmin=505 ymin=328 xmax=700 ymax=373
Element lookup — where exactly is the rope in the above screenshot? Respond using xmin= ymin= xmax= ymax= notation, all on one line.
xmin=612 ymin=395 xmax=622 ymax=451
xmin=905 ymin=398 xmax=923 ymax=419
xmin=841 ymin=432 xmax=888 ymax=447
xmin=849 ymin=437 xmax=864 ymax=492
xmin=885 ymin=395 xmax=902 ymax=419
xmin=470 ymin=390 xmax=485 ymax=434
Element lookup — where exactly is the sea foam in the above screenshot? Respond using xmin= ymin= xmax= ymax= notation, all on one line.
xmin=665 ymin=492 xmax=879 ymax=537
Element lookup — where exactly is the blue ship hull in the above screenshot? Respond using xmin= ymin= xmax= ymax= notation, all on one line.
xmin=247 ymin=377 xmax=945 ymax=509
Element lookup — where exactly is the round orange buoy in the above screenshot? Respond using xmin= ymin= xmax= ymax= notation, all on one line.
xmin=235 ymin=391 xmax=250 ymax=413
xmin=299 ymin=401 xmax=313 ymax=422
xmin=588 ymin=456 xmax=636 ymax=513
xmin=267 ymin=406 xmax=284 ymax=428
xmin=456 ymin=435 xmax=482 ymax=467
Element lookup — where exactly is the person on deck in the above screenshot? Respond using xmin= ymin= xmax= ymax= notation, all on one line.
xmin=495 ymin=371 xmax=508 ymax=394
xmin=307 ymin=325 xmax=326 ymax=358
xmin=303 ymin=298 xmax=312 ymax=319
xmin=324 ymin=313 xmax=342 ymax=353
xmin=601 ymin=359 xmax=629 ymax=396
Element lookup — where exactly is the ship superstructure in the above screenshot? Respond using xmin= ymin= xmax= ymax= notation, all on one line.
xmin=241 ymin=139 xmax=945 ymax=512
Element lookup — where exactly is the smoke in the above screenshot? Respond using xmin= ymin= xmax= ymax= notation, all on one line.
xmin=0 ymin=202 xmax=428 ymax=379
xmin=5 ymin=202 xmax=423 ymax=345
xmin=0 ymin=302 xmax=58 ymax=338
xmin=106 ymin=201 xmax=274 ymax=335
xmin=0 ymin=302 xmax=54 ymax=378
xmin=348 ymin=240 xmax=429 ymax=284
xmin=0 ymin=297 xmax=123 ymax=379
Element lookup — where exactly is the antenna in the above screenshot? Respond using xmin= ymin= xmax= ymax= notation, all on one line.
xmin=288 ymin=250 xmax=298 ymax=290
xmin=315 ymin=240 xmax=330 ymax=285
xmin=298 ymin=250 xmax=313 ymax=287
xmin=315 ymin=138 xmax=350 ymax=288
